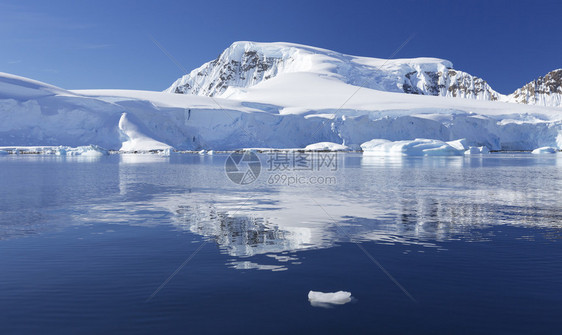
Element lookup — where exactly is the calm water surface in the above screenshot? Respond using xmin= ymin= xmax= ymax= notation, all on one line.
xmin=0 ymin=153 xmax=561 ymax=334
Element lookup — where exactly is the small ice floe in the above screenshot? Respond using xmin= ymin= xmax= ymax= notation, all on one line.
xmin=55 ymin=146 xmax=67 ymax=156
xmin=361 ymin=138 xmax=463 ymax=156
xmin=55 ymin=145 xmax=108 ymax=157
xmin=158 ymin=148 xmax=176 ymax=157
xmin=198 ymin=149 xmax=206 ymax=155
xmin=308 ymin=290 xmax=352 ymax=308
xmin=531 ymin=146 xmax=557 ymax=154
xmin=304 ymin=142 xmax=350 ymax=151
xmin=464 ymin=146 xmax=490 ymax=155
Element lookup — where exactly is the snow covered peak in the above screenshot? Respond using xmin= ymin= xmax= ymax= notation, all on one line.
xmin=507 ymin=69 xmax=562 ymax=107
xmin=223 ymin=41 xmax=321 ymax=58
xmin=166 ymin=41 xmax=326 ymax=97
xmin=166 ymin=41 xmax=500 ymax=101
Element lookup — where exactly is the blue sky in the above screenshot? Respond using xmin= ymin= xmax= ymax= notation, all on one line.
xmin=1 ymin=0 xmax=561 ymax=93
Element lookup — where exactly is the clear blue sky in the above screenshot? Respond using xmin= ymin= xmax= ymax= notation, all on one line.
xmin=1 ymin=0 xmax=560 ymax=94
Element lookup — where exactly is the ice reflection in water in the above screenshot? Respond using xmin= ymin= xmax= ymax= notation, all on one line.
xmin=144 ymin=154 xmax=562 ymax=269
xmin=1 ymin=153 xmax=561 ymax=271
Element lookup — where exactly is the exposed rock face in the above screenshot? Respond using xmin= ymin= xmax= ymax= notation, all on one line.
xmin=168 ymin=42 xmax=293 ymax=97
xmin=401 ymin=69 xmax=499 ymax=100
xmin=507 ymin=69 xmax=562 ymax=107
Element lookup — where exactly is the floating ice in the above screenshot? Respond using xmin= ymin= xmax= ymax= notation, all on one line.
xmin=446 ymin=139 xmax=469 ymax=151
xmin=308 ymin=290 xmax=352 ymax=307
xmin=464 ymin=146 xmax=490 ymax=155
xmin=304 ymin=142 xmax=350 ymax=151
xmin=55 ymin=145 xmax=108 ymax=156
xmin=228 ymin=261 xmax=286 ymax=272
xmin=0 ymin=145 xmax=109 ymax=156
xmin=531 ymin=146 xmax=557 ymax=154
xmin=361 ymin=138 xmax=463 ymax=156
xmin=158 ymin=148 xmax=176 ymax=157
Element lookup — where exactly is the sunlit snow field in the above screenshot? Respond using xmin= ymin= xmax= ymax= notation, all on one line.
xmin=0 ymin=153 xmax=561 ymax=334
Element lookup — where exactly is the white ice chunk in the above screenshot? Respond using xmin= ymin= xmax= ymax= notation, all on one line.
xmin=158 ymin=148 xmax=176 ymax=157
xmin=77 ymin=145 xmax=108 ymax=156
xmin=480 ymin=146 xmax=490 ymax=154
xmin=55 ymin=146 xmax=67 ymax=156
xmin=308 ymin=290 xmax=352 ymax=306
xmin=55 ymin=145 xmax=108 ymax=156
xmin=361 ymin=138 xmax=463 ymax=156
xmin=531 ymin=146 xmax=557 ymax=154
xmin=446 ymin=138 xmax=468 ymax=151
xmin=360 ymin=139 xmax=391 ymax=151
xmin=304 ymin=142 xmax=350 ymax=151
xmin=464 ymin=146 xmax=490 ymax=155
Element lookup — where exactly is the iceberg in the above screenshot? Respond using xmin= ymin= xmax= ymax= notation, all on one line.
xmin=55 ymin=145 xmax=109 ymax=157
xmin=308 ymin=290 xmax=352 ymax=307
xmin=158 ymin=148 xmax=177 ymax=157
xmin=446 ymin=139 xmax=469 ymax=151
xmin=361 ymin=138 xmax=464 ymax=156
xmin=531 ymin=146 xmax=557 ymax=154
xmin=464 ymin=146 xmax=490 ymax=155
xmin=0 ymin=145 xmax=109 ymax=156
xmin=304 ymin=142 xmax=350 ymax=151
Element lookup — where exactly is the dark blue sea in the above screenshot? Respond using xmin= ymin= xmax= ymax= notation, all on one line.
xmin=0 ymin=153 xmax=560 ymax=334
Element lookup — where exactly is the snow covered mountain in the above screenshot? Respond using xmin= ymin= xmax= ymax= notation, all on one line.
xmin=507 ymin=69 xmax=562 ymax=107
xmin=1 ymin=41 xmax=562 ymax=152
xmin=2 ymin=69 xmax=561 ymax=152
xmin=167 ymin=41 xmax=501 ymax=101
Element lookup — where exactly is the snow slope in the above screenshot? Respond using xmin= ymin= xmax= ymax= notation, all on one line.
xmin=0 ymin=72 xmax=71 ymax=99
xmin=1 ymin=40 xmax=562 ymax=152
